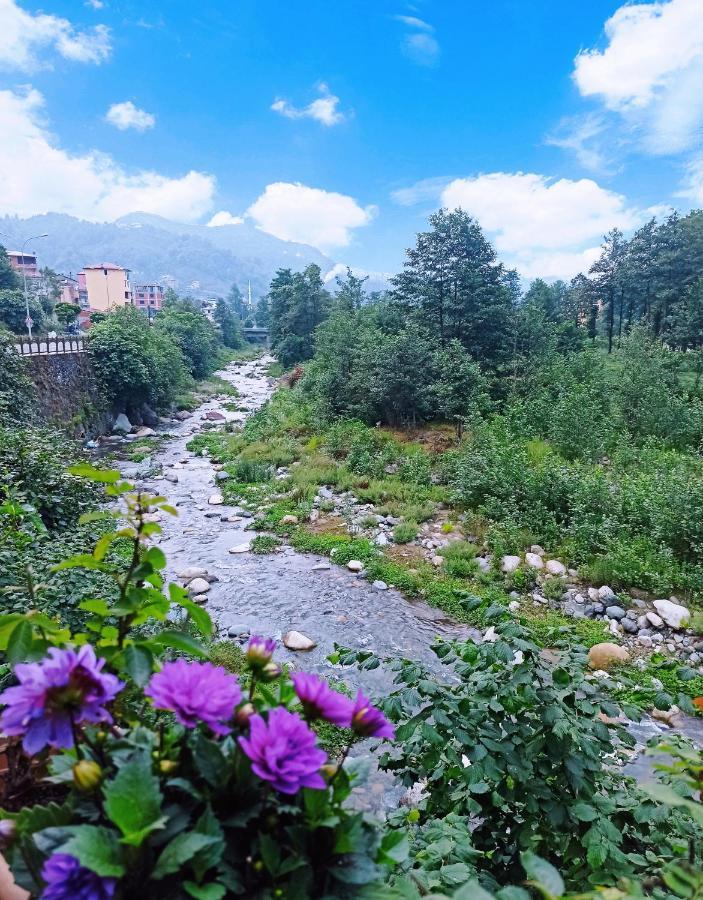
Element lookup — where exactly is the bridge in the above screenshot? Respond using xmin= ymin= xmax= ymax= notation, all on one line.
xmin=13 ymin=336 xmax=86 ymax=356
xmin=243 ymin=326 xmax=269 ymax=346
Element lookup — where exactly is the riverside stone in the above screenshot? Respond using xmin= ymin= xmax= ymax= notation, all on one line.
xmin=653 ymin=599 xmax=691 ymax=630
xmin=545 ymin=559 xmax=567 ymax=576
xmin=188 ymin=578 xmax=210 ymax=595
xmin=283 ymin=631 xmax=316 ymax=651
xmin=606 ymin=605 xmax=626 ymax=620
xmin=347 ymin=560 xmax=364 ymax=572
xmin=208 ymin=494 xmax=224 ymax=505
xmin=501 ymin=555 xmax=521 ymax=573
xmin=112 ymin=413 xmax=132 ymax=433
xmin=588 ymin=642 xmax=630 ymax=670
xmin=525 ymin=552 xmax=544 ymax=570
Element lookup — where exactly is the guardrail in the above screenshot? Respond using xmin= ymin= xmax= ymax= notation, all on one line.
xmin=14 ymin=336 xmax=86 ymax=356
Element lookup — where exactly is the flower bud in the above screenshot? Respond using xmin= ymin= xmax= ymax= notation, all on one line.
xmin=159 ymin=759 xmax=179 ymax=775
xmin=321 ymin=764 xmax=339 ymax=780
xmin=0 ymin=819 xmax=17 ymax=847
xmin=72 ymin=760 xmax=103 ymax=792
xmin=235 ymin=702 xmax=255 ymax=727
xmin=259 ymin=661 xmax=282 ymax=683
xmin=245 ymin=635 xmax=276 ymax=670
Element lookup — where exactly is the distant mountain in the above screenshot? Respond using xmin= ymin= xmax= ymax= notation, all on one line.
xmin=0 ymin=212 xmax=335 ymax=300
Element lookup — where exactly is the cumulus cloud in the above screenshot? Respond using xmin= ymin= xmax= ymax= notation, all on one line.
xmin=0 ymin=87 xmax=215 ymax=222
xmin=271 ymin=83 xmax=346 ymax=126
xmin=207 ymin=211 xmax=244 ymax=227
xmin=406 ymin=171 xmax=644 ymax=280
xmin=105 ymin=101 xmax=155 ymax=131
xmin=394 ymin=13 xmax=439 ymax=66
xmin=246 ymin=182 xmax=376 ymax=251
xmin=572 ymin=0 xmax=703 ymax=155
xmin=0 ymin=0 xmax=111 ymax=70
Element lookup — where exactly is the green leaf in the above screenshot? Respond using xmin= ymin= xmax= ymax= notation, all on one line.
xmin=152 ymin=833 xmax=219 ymax=879
xmin=93 ymin=533 xmax=115 ymax=562
xmin=377 ymin=830 xmax=409 ymax=866
xmin=453 ymin=882 xmax=495 ymax=900
xmin=7 ymin=620 xmax=33 ymax=667
xmin=521 ymin=852 xmax=564 ymax=898
xmin=60 ymin=826 xmax=126 ymax=878
xmin=184 ymin=883 xmax=226 ymax=900
xmin=149 ymin=630 xmax=209 ymax=659
xmin=145 ymin=547 xmax=167 ymax=570
xmin=103 ymin=756 xmax=166 ymax=846
xmin=53 ymin=554 xmax=108 ymax=573
xmin=259 ymin=833 xmax=281 ymax=875
xmin=79 ymin=599 xmax=112 ymax=616
xmin=170 ymin=584 xmax=213 ymax=637
xmin=644 ymin=783 xmax=703 ymax=826
xmin=571 ymin=801 xmax=598 ymax=822
xmin=68 ymin=463 xmax=121 ymax=483
xmin=191 ymin=732 xmax=230 ymax=788
xmin=120 ymin=644 xmax=154 ymax=685
xmin=440 ymin=863 xmax=474 ymax=887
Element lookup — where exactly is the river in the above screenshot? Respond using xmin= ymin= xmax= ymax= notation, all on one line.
xmin=108 ymin=353 xmax=697 ymax=797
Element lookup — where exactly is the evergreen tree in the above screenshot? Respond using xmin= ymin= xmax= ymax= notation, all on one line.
xmin=391 ymin=208 xmax=515 ymax=367
xmin=214 ymin=297 xmax=244 ymax=348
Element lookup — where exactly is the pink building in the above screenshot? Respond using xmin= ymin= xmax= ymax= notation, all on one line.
xmin=7 ymin=250 xmax=39 ymax=279
xmin=132 ymin=283 xmax=164 ymax=313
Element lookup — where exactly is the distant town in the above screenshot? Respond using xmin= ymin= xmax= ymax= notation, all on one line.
xmin=7 ymin=249 xmax=164 ymax=329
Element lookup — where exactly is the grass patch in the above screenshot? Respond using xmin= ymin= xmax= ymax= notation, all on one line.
xmin=251 ymin=534 xmax=282 ymax=554
xmin=393 ymin=521 xmax=418 ymax=544
xmin=121 ymin=436 xmax=166 ymax=462
xmin=614 ymin=654 xmax=703 ymax=712
xmin=519 ymin=605 xmax=609 ymax=649
xmin=209 ymin=640 xmax=246 ymax=674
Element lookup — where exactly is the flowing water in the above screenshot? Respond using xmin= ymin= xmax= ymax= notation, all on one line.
xmin=107 ymin=353 xmax=700 ymax=802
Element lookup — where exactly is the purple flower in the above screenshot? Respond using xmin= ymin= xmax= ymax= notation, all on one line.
xmin=239 ymin=707 xmax=327 ymax=794
xmin=41 ymin=853 xmax=116 ymax=900
xmin=351 ymin=691 xmax=395 ymax=740
xmin=0 ymin=646 xmax=123 ymax=755
xmin=145 ymin=660 xmax=241 ymax=736
xmin=291 ymin=672 xmax=353 ymax=726
xmin=245 ymin=635 xmax=276 ymax=669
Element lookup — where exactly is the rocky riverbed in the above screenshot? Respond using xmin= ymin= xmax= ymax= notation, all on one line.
xmin=100 ymin=353 xmax=701 ymax=795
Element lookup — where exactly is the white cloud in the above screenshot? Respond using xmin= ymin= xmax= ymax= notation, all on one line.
xmin=545 ymin=114 xmax=615 ymax=175
xmin=85 ymin=0 xmax=104 ymax=8
xmin=271 ymin=83 xmax=346 ymax=127
xmin=246 ymin=182 xmax=376 ymax=251
xmin=394 ymin=12 xmax=439 ymax=66
xmin=393 ymin=14 xmax=433 ymax=31
xmin=572 ymin=0 xmax=703 ymax=155
xmin=0 ymin=87 xmax=215 ymax=222
xmin=436 ymin=172 xmax=642 ymax=279
xmin=0 ymin=0 xmax=111 ymax=70
xmin=207 ymin=211 xmax=244 ymax=227
xmin=678 ymin=156 xmax=703 ymax=205
xmin=105 ymin=101 xmax=155 ymax=131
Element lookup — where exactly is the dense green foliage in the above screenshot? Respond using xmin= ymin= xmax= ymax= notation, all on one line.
xmin=155 ymin=298 xmax=222 ymax=379
xmin=0 ymin=288 xmax=45 ymax=334
xmin=264 ymin=264 xmax=331 ymax=367
xmin=88 ymin=306 xmax=189 ymax=412
xmin=0 ymin=245 xmax=20 ymax=291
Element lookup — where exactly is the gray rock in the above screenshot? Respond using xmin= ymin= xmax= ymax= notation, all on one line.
xmin=372 ymin=580 xmax=388 ymax=591
xmin=638 ymin=634 xmax=654 ymax=648
xmin=188 ymin=577 xmax=210 ymax=595
xmin=606 ymin=605 xmax=626 ymax=620
xmin=112 ymin=412 xmax=132 ymax=434
xmin=215 ymin=471 xmax=230 ymax=481
xmin=621 ymin=618 xmax=638 ymax=634
xmin=592 ymin=602 xmax=605 ymax=614
xmin=141 ymin=404 xmax=160 ymax=427
xmin=598 ymin=585 xmax=617 ymax=602
xmin=312 ymin=562 xmax=331 ymax=571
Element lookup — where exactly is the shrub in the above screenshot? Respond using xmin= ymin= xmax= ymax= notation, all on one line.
xmin=393 ymin=522 xmax=418 ymax=544
xmin=250 ymin=534 xmax=282 ymax=554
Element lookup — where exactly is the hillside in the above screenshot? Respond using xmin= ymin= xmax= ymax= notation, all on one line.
xmin=0 ymin=212 xmax=334 ymax=300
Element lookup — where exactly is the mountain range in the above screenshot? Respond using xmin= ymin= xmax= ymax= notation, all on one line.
xmin=0 ymin=212 xmax=339 ymax=300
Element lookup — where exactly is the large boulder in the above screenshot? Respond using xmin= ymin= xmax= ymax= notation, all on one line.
xmin=587 ymin=642 xmax=630 ymax=671
xmin=524 ymin=552 xmax=544 ymax=570
xmin=653 ymin=599 xmax=691 ymax=630
xmin=545 ymin=559 xmax=567 ymax=576
xmin=141 ymin=404 xmax=160 ymax=427
xmin=188 ymin=577 xmax=210 ymax=596
xmin=112 ymin=413 xmax=132 ymax=434
xmin=501 ymin=555 xmax=521 ymax=574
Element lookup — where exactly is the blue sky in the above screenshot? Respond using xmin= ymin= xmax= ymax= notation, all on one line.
xmin=1 ymin=0 xmax=702 ymax=281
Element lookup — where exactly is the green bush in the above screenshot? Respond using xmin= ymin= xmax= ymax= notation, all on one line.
xmin=393 ymin=522 xmax=418 ymax=544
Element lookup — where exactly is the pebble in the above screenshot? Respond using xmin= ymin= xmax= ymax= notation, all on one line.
xmin=228 ymin=542 xmax=251 ymax=554
xmin=347 ymin=560 xmax=364 ymax=573
xmin=431 ymin=555 xmax=444 ymax=567
xmin=372 ymin=580 xmax=388 ymax=591
xmin=312 ymin=562 xmax=331 ymax=571
xmin=283 ymin=630 xmax=317 ymax=651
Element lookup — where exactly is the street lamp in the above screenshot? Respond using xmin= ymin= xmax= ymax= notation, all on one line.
xmin=0 ymin=231 xmax=49 ymax=340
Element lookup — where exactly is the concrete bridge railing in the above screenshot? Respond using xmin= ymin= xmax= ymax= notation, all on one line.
xmin=13 ymin=336 xmax=87 ymax=356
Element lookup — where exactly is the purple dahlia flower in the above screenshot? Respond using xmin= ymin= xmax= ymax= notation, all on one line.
xmin=351 ymin=691 xmax=395 ymax=740
xmin=245 ymin=635 xmax=276 ymax=668
xmin=291 ymin=672 xmax=353 ymax=726
xmin=41 ymin=853 xmax=116 ymax=900
xmin=0 ymin=645 xmax=123 ymax=755
xmin=239 ymin=706 xmax=326 ymax=794
xmin=145 ymin=660 xmax=241 ymax=735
